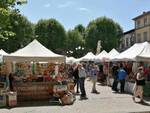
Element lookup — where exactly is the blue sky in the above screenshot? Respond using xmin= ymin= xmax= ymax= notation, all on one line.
xmin=18 ymin=0 xmax=150 ymax=32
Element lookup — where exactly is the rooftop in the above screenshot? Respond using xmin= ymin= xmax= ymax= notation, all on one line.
xmin=132 ymin=11 xmax=150 ymax=20
xmin=123 ymin=29 xmax=135 ymax=35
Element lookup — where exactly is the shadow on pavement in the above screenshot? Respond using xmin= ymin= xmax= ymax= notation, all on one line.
xmin=136 ymin=101 xmax=150 ymax=106
xmin=144 ymin=97 xmax=150 ymax=102
xmin=5 ymin=100 xmax=63 ymax=109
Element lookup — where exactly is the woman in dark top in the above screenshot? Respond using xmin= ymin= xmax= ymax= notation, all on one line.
xmin=73 ymin=65 xmax=79 ymax=94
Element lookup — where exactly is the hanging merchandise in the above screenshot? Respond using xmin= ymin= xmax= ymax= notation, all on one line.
xmin=32 ymin=62 xmax=36 ymax=75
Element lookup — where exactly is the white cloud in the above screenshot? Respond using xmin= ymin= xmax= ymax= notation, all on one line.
xmin=58 ymin=1 xmax=73 ymax=8
xmin=79 ymin=7 xmax=90 ymax=12
xmin=43 ymin=3 xmax=51 ymax=8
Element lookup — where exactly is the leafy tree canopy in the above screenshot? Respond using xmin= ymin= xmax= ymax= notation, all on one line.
xmin=35 ymin=19 xmax=66 ymax=53
xmin=0 ymin=0 xmax=27 ymax=39
xmin=66 ymin=29 xmax=85 ymax=57
xmin=0 ymin=15 xmax=34 ymax=53
xmin=86 ymin=17 xmax=123 ymax=53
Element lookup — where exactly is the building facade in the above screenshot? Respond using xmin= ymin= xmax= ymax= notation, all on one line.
xmin=120 ymin=29 xmax=135 ymax=51
xmin=120 ymin=11 xmax=150 ymax=51
xmin=133 ymin=11 xmax=150 ymax=43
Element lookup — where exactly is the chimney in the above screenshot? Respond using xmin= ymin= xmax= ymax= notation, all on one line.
xmin=143 ymin=11 xmax=146 ymax=14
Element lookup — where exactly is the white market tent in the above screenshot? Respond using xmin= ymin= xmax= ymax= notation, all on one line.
xmin=136 ymin=42 xmax=150 ymax=61
xmin=95 ymin=50 xmax=109 ymax=62
xmin=4 ymin=39 xmax=65 ymax=63
xmin=80 ymin=52 xmax=96 ymax=61
xmin=0 ymin=49 xmax=8 ymax=63
xmin=108 ymin=48 xmax=119 ymax=59
xmin=0 ymin=49 xmax=8 ymax=55
xmin=112 ymin=42 xmax=150 ymax=61
xmin=66 ymin=57 xmax=76 ymax=64
xmin=73 ymin=52 xmax=96 ymax=63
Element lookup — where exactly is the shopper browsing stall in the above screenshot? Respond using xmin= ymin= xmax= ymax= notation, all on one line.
xmin=118 ymin=64 xmax=127 ymax=93
xmin=73 ymin=64 xmax=80 ymax=94
xmin=111 ymin=63 xmax=119 ymax=92
xmin=133 ymin=66 xmax=145 ymax=103
xmin=90 ymin=64 xmax=100 ymax=94
xmin=78 ymin=64 xmax=88 ymax=100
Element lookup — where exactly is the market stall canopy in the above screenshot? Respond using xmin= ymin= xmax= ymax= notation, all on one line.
xmin=73 ymin=52 xmax=96 ymax=63
xmin=108 ymin=48 xmax=119 ymax=59
xmin=0 ymin=49 xmax=8 ymax=55
xmin=112 ymin=42 xmax=149 ymax=61
xmin=95 ymin=50 xmax=109 ymax=62
xmin=80 ymin=52 xmax=96 ymax=61
xmin=66 ymin=57 xmax=76 ymax=64
xmin=136 ymin=42 xmax=150 ymax=61
xmin=4 ymin=39 xmax=65 ymax=63
xmin=0 ymin=49 xmax=8 ymax=63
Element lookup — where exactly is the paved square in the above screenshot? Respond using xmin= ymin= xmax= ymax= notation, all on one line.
xmin=0 ymin=80 xmax=150 ymax=113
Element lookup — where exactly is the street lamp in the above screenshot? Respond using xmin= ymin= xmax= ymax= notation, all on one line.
xmin=75 ymin=46 xmax=85 ymax=57
xmin=66 ymin=50 xmax=74 ymax=56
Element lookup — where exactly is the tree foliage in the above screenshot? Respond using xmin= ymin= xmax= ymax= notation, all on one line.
xmin=0 ymin=0 xmax=27 ymax=39
xmin=35 ymin=19 xmax=66 ymax=53
xmin=74 ymin=24 xmax=86 ymax=38
xmin=0 ymin=15 xmax=34 ymax=53
xmin=66 ymin=29 xmax=84 ymax=57
xmin=86 ymin=17 xmax=123 ymax=53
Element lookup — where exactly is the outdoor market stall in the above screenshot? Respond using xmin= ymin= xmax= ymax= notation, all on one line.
xmin=0 ymin=49 xmax=8 ymax=107
xmin=79 ymin=52 xmax=96 ymax=62
xmin=0 ymin=40 xmax=76 ymax=105
xmin=66 ymin=57 xmax=76 ymax=64
xmin=110 ymin=42 xmax=150 ymax=96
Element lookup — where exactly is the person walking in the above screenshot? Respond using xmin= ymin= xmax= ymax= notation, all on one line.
xmin=118 ymin=64 xmax=127 ymax=93
xmin=133 ymin=66 xmax=145 ymax=103
xmin=90 ymin=64 xmax=100 ymax=94
xmin=78 ymin=64 xmax=88 ymax=100
xmin=111 ymin=63 xmax=119 ymax=92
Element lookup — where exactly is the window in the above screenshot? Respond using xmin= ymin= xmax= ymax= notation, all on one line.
xmin=144 ymin=18 xmax=147 ymax=26
xmin=143 ymin=32 xmax=147 ymax=41
xmin=130 ymin=37 xmax=133 ymax=45
xmin=126 ymin=37 xmax=129 ymax=47
xmin=137 ymin=33 xmax=141 ymax=42
xmin=136 ymin=20 xmax=141 ymax=28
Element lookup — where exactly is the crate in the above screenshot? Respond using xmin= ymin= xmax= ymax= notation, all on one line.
xmin=7 ymin=92 xmax=17 ymax=107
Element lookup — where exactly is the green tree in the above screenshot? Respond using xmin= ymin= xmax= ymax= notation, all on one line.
xmin=0 ymin=15 xmax=34 ymax=52
xmin=86 ymin=17 xmax=123 ymax=53
xmin=35 ymin=19 xmax=66 ymax=54
xmin=0 ymin=0 xmax=27 ymax=39
xmin=66 ymin=29 xmax=85 ymax=57
xmin=74 ymin=24 xmax=86 ymax=38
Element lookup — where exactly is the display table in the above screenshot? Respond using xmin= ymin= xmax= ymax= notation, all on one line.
xmin=13 ymin=81 xmax=57 ymax=102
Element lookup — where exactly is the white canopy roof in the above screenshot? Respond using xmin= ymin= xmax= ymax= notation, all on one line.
xmin=0 ymin=49 xmax=8 ymax=63
xmin=136 ymin=42 xmax=150 ymax=61
xmin=95 ymin=50 xmax=109 ymax=61
xmin=108 ymin=48 xmax=119 ymax=59
xmin=66 ymin=57 xmax=76 ymax=64
xmin=80 ymin=52 xmax=96 ymax=61
xmin=4 ymin=39 xmax=65 ymax=62
xmin=112 ymin=42 xmax=149 ymax=61
xmin=74 ymin=52 xmax=95 ymax=63
xmin=0 ymin=49 xmax=8 ymax=55
xmin=73 ymin=52 xmax=96 ymax=63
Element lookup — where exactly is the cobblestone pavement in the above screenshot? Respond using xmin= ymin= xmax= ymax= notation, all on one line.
xmin=0 ymin=80 xmax=150 ymax=113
